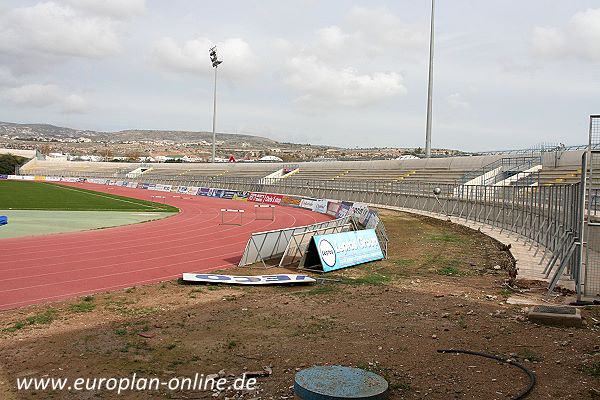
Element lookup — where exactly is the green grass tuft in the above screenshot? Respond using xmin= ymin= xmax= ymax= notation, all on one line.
xmin=4 ymin=309 xmax=58 ymax=332
xmin=70 ymin=301 xmax=96 ymax=313
xmin=293 ymin=285 xmax=338 ymax=296
xmin=584 ymin=361 xmax=600 ymax=379
xmin=430 ymin=233 xmax=462 ymax=243
xmin=437 ymin=266 xmax=462 ymax=276
xmin=344 ymin=273 xmax=391 ymax=286
xmin=394 ymin=259 xmax=414 ymax=267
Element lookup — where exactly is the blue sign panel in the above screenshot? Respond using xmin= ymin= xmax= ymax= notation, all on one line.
xmin=197 ymin=187 xmax=210 ymax=196
xmin=312 ymin=229 xmax=383 ymax=272
xmin=222 ymin=190 xmax=236 ymax=199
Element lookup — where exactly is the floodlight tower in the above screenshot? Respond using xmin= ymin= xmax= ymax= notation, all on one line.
xmin=425 ymin=0 xmax=435 ymax=158
xmin=209 ymin=46 xmax=222 ymax=163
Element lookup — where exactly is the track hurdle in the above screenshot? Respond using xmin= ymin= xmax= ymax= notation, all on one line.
xmin=254 ymin=204 xmax=275 ymax=221
xmin=220 ymin=209 xmax=244 ymax=226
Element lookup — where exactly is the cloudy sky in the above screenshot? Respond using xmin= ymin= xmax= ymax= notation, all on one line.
xmin=0 ymin=0 xmax=598 ymax=151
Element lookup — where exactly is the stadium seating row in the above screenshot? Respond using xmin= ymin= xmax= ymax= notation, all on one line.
xmin=17 ymin=149 xmax=599 ymax=187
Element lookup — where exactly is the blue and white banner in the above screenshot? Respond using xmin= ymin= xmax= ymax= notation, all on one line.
xmin=312 ymin=199 xmax=328 ymax=214
xmin=312 ymin=229 xmax=383 ymax=272
xmin=299 ymin=198 xmax=315 ymax=210
xmin=351 ymin=202 xmax=370 ymax=224
xmin=364 ymin=210 xmax=380 ymax=229
xmin=208 ymin=188 xmax=224 ymax=198
xmin=336 ymin=201 xmax=353 ymax=218
xmin=181 ymin=273 xmax=316 ymax=285
xmin=197 ymin=187 xmax=210 ymax=196
xmin=222 ymin=190 xmax=236 ymax=200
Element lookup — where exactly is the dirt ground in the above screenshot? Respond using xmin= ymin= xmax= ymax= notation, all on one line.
xmin=1 ymin=209 xmax=599 ymax=399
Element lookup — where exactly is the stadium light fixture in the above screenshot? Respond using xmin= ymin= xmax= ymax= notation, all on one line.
xmin=425 ymin=0 xmax=435 ymax=158
xmin=209 ymin=46 xmax=223 ymax=163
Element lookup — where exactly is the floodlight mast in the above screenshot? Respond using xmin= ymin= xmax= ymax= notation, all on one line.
xmin=425 ymin=0 xmax=435 ymax=158
xmin=209 ymin=46 xmax=222 ymax=163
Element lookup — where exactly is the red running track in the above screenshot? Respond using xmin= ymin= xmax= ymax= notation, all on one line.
xmin=0 ymin=182 xmax=331 ymax=310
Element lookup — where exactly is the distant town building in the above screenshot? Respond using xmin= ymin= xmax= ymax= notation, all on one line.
xmin=259 ymin=155 xmax=283 ymax=162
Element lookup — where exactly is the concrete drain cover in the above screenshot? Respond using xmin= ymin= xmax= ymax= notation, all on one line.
xmin=528 ymin=305 xmax=581 ymax=327
xmin=294 ymin=365 xmax=388 ymax=400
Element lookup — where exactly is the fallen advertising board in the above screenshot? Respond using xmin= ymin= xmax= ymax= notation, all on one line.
xmin=182 ymin=273 xmax=316 ymax=285
xmin=301 ymin=229 xmax=384 ymax=272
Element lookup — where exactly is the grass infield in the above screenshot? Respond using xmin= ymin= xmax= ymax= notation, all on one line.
xmin=1 ymin=180 xmax=178 ymax=212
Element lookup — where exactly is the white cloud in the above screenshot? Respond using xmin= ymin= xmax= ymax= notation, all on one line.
xmin=279 ymin=6 xmax=416 ymax=110
xmin=532 ymin=8 xmax=600 ymax=62
xmin=0 ymin=67 xmax=17 ymax=87
xmin=62 ymin=0 xmax=146 ymax=19
xmin=316 ymin=26 xmax=349 ymax=49
xmin=446 ymin=93 xmax=470 ymax=110
xmin=1 ymin=83 xmax=87 ymax=113
xmin=306 ymin=6 xmax=425 ymax=62
xmin=285 ymin=55 xmax=406 ymax=108
xmin=0 ymin=2 xmax=122 ymax=60
xmin=2 ymin=84 xmax=60 ymax=107
xmin=62 ymin=94 xmax=88 ymax=113
xmin=344 ymin=6 xmax=426 ymax=53
xmin=152 ymin=37 xmax=259 ymax=79
xmin=531 ymin=26 xmax=566 ymax=58
xmin=569 ymin=8 xmax=600 ymax=61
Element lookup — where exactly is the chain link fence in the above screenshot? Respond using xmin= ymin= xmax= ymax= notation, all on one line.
xmin=583 ymin=115 xmax=600 ymax=298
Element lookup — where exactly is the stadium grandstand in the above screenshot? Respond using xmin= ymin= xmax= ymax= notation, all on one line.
xmin=18 ymin=146 xmax=593 ymax=187
xmin=15 ymin=137 xmax=600 ymax=301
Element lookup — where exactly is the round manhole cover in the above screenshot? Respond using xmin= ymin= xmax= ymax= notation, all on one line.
xmin=294 ymin=365 xmax=388 ymax=399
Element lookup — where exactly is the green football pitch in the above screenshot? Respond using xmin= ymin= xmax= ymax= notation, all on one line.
xmin=0 ymin=180 xmax=178 ymax=212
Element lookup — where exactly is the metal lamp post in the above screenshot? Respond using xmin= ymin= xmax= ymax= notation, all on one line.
xmin=209 ymin=46 xmax=222 ymax=163
xmin=425 ymin=0 xmax=435 ymax=158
